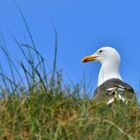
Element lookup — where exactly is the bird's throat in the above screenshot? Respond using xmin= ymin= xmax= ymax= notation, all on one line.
xmin=98 ymin=62 xmax=121 ymax=86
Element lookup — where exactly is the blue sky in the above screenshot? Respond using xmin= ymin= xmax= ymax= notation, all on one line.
xmin=0 ymin=0 xmax=140 ymax=95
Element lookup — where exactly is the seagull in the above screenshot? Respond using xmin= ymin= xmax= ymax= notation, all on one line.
xmin=81 ymin=47 xmax=136 ymax=105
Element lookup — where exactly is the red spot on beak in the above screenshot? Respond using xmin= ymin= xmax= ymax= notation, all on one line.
xmin=81 ymin=56 xmax=97 ymax=63
xmin=82 ymin=58 xmax=88 ymax=62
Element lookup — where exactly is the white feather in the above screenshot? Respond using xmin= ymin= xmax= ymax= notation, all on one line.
xmin=91 ymin=47 xmax=122 ymax=86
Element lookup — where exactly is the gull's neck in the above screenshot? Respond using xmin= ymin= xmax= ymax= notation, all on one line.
xmin=98 ymin=61 xmax=122 ymax=86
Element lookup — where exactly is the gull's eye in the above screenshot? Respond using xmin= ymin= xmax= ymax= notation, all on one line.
xmin=99 ymin=50 xmax=103 ymax=53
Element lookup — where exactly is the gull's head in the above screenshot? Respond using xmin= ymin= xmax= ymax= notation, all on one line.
xmin=81 ymin=47 xmax=121 ymax=64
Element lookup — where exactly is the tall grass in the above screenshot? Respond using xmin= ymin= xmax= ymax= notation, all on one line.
xmin=0 ymin=4 xmax=140 ymax=140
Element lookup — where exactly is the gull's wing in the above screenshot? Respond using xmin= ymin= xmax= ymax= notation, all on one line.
xmin=93 ymin=78 xmax=135 ymax=104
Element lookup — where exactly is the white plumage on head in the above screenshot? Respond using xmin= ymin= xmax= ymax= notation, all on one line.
xmin=82 ymin=46 xmax=122 ymax=86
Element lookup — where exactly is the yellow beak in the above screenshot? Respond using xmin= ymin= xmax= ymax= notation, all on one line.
xmin=81 ymin=55 xmax=97 ymax=62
